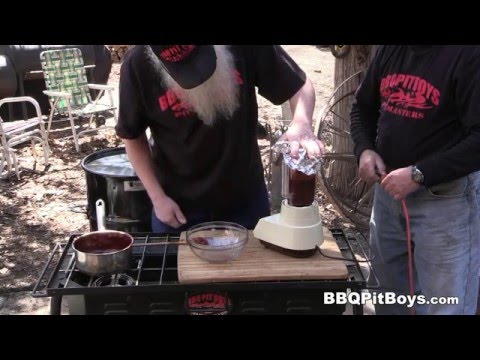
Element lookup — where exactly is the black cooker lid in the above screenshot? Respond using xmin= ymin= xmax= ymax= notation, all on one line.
xmin=83 ymin=152 xmax=137 ymax=177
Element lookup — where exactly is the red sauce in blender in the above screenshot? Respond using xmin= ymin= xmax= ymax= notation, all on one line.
xmin=288 ymin=169 xmax=316 ymax=207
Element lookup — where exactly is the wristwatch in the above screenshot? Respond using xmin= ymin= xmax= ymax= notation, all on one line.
xmin=411 ymin=165 xmax=424 ymax=184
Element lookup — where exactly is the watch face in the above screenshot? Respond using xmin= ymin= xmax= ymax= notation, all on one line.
xmin=412 ymin=167 xmax=424 ymax=183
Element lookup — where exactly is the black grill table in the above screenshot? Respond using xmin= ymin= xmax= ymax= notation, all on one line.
xmin=33 ymin=230 xmax=370 ymax=315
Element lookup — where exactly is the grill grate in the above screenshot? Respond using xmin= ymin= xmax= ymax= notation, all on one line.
xmin=33 ymin=233 xmax=185 ymax=297
xmin=33 ymin=230 xmax=371 ymax=299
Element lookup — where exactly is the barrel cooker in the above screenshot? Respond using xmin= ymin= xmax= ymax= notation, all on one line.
xmin=0 ymin=53 xmax=17 ymax=99
xmin=81 ymin=147 xmax=152 ymax=233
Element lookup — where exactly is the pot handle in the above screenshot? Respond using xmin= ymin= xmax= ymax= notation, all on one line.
xmin=96 ymin=199 xmax=107 ymax=231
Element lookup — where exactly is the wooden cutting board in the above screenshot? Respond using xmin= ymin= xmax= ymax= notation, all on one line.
xmin=178 ymin=228 xmax=348 ymax=284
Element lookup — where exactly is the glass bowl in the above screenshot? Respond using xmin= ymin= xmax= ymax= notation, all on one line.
xmin=186 ymin=222 xmax=248 ymax=263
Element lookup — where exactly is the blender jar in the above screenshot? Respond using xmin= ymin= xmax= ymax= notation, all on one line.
xmin=282 ymin=162 xmax=316 ymax=207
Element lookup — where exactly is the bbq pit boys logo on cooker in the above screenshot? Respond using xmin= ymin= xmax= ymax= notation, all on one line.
xmin=186 ymin=292 xmax=232 ymax=315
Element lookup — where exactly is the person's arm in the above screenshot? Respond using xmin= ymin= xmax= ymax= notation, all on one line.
xmin=350 ymin=47 xmax=387 ymax=184
xmin=116 ymin=49 xmax=186 ymax=228
xmin=123 ymin=135 xmax=164 ymax=201
xmin=350 ymin=99 xmax=387 ymax=184
xmin=350 ymin=100 xmax=379 ymax=162
xmin=123 ymin=135 xmax=186 ymax=229
xmin=249 ymin=45 xmax=323 ymax=158
xmin=283 ymin=77 xmax=324 ymax=158
xmin=350 ymin=48 xmax=382 ymax=160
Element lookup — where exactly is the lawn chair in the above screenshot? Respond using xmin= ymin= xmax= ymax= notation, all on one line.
xmin=0 ymin=96 xmax=50 ymax=179
xmin=40 ymin=47 xmax=117 ymax=152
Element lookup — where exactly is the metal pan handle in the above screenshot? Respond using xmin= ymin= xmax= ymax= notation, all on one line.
xmin=96 ymin=199 xmax=106 ymax=231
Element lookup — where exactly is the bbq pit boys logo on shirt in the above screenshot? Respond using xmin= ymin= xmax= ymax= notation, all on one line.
xmin=380 ymin=73 xmax=440 ymax=119
xmin=160 ymin=45 xmax=195 ymax=62
xmin=157 ymin=69 xmax=244 ymax=118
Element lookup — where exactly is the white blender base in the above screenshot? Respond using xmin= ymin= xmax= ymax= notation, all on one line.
xmin=253 ymin=200 xmax=324 ymax=251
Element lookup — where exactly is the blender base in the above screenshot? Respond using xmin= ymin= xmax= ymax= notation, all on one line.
xmin=259 ymin=240 xmax=317 ymax=258
xmin=253 ymin=200 xmax=324 ymax=258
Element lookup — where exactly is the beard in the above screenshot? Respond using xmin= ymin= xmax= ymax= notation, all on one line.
xmin=158 ymin=45 xmax=240 ymax=126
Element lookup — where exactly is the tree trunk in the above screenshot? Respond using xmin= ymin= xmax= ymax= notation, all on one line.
xmin=107 ymin=45 xmax=134 ymax=63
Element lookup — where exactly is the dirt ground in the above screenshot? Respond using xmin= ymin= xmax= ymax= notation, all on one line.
xmin=0 ymin=45 xmax=352 ymax=314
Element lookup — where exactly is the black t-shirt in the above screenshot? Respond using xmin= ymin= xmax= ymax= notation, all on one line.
xmin=116 ymin=45 xmax=306 ymax=211
xmin=350 ymin=45 xmax=480 ymax=187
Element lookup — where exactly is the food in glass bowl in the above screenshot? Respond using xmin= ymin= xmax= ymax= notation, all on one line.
xmin=186 ymin=222 xmax=248 ymax=263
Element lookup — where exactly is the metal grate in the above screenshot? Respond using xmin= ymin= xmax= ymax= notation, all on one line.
xmin=33 ymin=233 xmax=183 ymax=297
xmin=32 ymin=230 xmax=371 ymax=298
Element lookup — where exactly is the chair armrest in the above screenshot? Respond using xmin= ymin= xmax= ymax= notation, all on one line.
xmin=43 ymin=90 xmax=72 ymax=98
xmin=87 ymin=84 xmax=115 ymax=91
xmin=0 ymin=96 xmax=40 ymax=107
xmin=0 ymin=96 xmax=43 ymax=119
xmin=24 ymin=70 xmax=45 ymax=80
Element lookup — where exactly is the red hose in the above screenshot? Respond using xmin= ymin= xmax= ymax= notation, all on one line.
xmin=401 ymin=199 xmax=415 ymax=316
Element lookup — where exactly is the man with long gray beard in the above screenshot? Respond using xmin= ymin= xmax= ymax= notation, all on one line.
xmin=116 ymin=45 xmax=324 ymax=232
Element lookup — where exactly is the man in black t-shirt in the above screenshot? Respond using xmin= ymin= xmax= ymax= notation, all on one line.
xmin=351 ymin=45 xmax=480 ymax=315
xmin=116 ymin=45 xmax=324 ymax=232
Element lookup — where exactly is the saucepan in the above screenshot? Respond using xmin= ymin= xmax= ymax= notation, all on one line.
xmin=72 ymin=199 xmax=185 ymax=275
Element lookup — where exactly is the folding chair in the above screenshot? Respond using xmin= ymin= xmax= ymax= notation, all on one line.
xmin=0 ymin=96 xmax=50 ymax=179
xmin=40 ymin=48 xmax=117 ymax=152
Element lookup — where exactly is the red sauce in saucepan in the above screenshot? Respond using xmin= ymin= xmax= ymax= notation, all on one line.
xmin=73 ymin=232 xmax=133 ymax=254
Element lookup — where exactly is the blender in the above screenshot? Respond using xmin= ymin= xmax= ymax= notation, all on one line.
xmin=254 ymin=145 xmax=324 ymax=257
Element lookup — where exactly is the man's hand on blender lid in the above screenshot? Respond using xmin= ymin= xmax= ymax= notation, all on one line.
xmin=281 ymin=122 xmax=325 ymax=159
